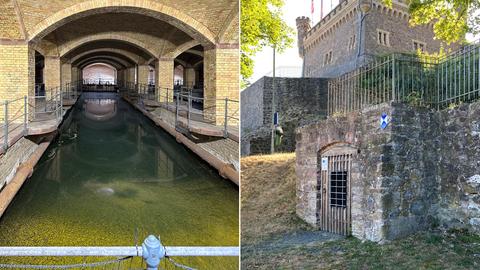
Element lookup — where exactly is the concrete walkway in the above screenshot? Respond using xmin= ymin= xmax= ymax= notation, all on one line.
xmin=142 ymin=99 xmax=239 ymax=142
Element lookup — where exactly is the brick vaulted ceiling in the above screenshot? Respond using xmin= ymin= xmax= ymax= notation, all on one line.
xmin=0 ymin=0 xmax=239 ymax=65
xmin=1 ymin=0 xmax=239 ymax=42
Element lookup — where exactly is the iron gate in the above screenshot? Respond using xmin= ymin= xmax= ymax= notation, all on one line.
xmin=318 ymin=144 xmax=356 ymax=235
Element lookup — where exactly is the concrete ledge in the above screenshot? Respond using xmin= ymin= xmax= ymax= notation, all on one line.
xmin=27 ymin=119 xmax=60 ymax=135
xmin=0 ymin=136 xmax=53 ymax=218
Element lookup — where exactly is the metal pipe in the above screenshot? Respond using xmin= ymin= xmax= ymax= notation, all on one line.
xmin=224 ymin=98 xmax=228 ymax=138
xmin=175 ymin=93 xmax=179 ymax=125
xmin=270 ymin=46 xmax=276 ymax=154
xmin=4 ymin=101 xmax=8 ymax=150
xmin=23 ymin=96 xmax=27 ymax=135
xmin=0 ymin=246 xmax=239 ymax=257
xmin=187 ymin=94 xmax=191 ymax=129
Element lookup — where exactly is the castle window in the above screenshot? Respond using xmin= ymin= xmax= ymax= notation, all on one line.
xmin=324 ymin=51 xmax=333 ymax=66
xmin=377 ymin=29 xmax=390 ymax=47
xmin=413 ymin=40 xmax=426 ymax=52
xmin=348 ymin=35 xmax=356 ymax=50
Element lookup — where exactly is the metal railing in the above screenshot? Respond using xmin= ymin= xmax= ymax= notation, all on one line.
xmin=0 ymin=235 xmax=239 ymax=269
xmin=223 ymin=98 xmax=239 ymax=137
xmin=29 ymin=89 xmax=63 ymax=123
xmin=173 ymin=92 xmax=238 ymax=138
xmin=0 ymin=81 xmax=84 ymax=153
xmin=124 ymin=82 xmax=238 ymax=138
xmin=0 ymin=96 xmax=27 ymax=152
xmin=82 ymin=79 xmax=116 ymax=85
xmin=328 ymin=43 xmax=480 ymax=115
xmin=435 ymin=44 xmax=480 ymax=108
xmin=328 ymin=54 xmax=438 ymax=115
xmin=63 ymin=81 xmax=83 ymax=99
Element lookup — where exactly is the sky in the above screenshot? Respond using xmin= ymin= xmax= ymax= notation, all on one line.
xmin=249 ymin=0 xmax=341 ymax=84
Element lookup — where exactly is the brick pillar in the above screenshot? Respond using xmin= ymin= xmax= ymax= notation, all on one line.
xmin=121 ymin=69 xmax=127 ymax=87
xmin=155 ymin=59 xmax=174 ymax=102
xmin=127 ymin=67 xmax=136 ymax=83
xmin=0 ymin=43 xmax=34 ymax=121
xmin=184 ymin=67 xmax=195 ymax=88
xmin=137 ymin=65 xmax=150 ymax=85
xmin=71 ymin=66 xmax=79 ymax=83
xmin=203 ymin=45 xmax=239 ymax=125
xmin=44 ymin=56 xmax=61 ymax=92
xmin=116 ymin=69 xmax=123 ymax=86
xmin=61 ymin=61 xmax=71 ymax=87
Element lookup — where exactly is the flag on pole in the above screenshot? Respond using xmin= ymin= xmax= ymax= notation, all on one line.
xmin=311 ymin=0 xmax=314 ymax=15
xmin=320 ymin=0 xmax=323 ymax=19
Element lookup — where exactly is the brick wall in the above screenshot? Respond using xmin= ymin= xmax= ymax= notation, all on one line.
xmin=82 ymin=64 xmax=115 ymax=83
xmin=61 ymin=62 xmax=71 ymax=86
xmin=137 ymin=65 xmax=150 ymax=85
xmin=44 ymin=57 xmax=60 ymax=91
xmin=0 ymin=0 xmax=23 ymax=39
xmin=155 ymin=59 xmax=174 ymax=102
xmin=204 ymin=46 xmax=239 ymax=125
xmin=0 ymin=44 xmax=33 ymax=120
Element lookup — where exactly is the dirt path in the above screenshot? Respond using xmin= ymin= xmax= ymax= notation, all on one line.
xmin=241 ymin=153 xmax=480 ymax=270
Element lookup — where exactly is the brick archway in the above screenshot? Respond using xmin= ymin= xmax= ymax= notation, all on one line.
xmin=70 ymin=49 xmax=142 ymax=66
xmin=167 ymin=40 xmax=201 ymax=59
xmin=28 ymin=0 xmax=216 ymax=45
xmin=80 ymin=60 xmax=123 ymax=70
xmin=59 ymin=33 xmax=158 ymax=59
xmin=76 ymin=56 xmax=131 ymax=69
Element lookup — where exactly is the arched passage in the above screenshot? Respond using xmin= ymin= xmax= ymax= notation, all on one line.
xmin=174 ymin=65 xmax=185 ymax=86
xmin=28 ymin=0 xmax=217 ymax=45
xmin=82 ymin=63 xmax=117 ymax=84
xmin=0 ymin=0 xmax=239 ymax=125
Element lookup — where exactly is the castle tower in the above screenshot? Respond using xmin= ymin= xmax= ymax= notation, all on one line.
xmin=296 ymin=16 xmax=311 ymax=58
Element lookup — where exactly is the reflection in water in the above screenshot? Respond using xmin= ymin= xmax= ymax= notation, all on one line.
xmin=83 ymin=98 xmax=117 ymax=121
xmin=0 ymin=92 xmax=238 ymax=269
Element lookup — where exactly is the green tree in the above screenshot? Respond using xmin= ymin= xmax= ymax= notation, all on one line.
xmin=241 ymin=0 xmax=294 ymax=86
xmin=384 ymin=0 xmax=479 ymax=44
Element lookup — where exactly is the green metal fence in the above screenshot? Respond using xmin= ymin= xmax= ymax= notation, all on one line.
xmin=328 ymin=44 xmax=480 ymax=115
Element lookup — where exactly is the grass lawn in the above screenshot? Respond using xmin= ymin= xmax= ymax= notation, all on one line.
xmin=241 ymin=153 xmax=480 ymax=269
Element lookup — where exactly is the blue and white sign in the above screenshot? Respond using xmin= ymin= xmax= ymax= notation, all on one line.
xmin=274 ymin=112 xmax=279 ymax=126
xmin=380 ymin=113 xmax=390 ymax=129
xmin=321 ymin=157 xmax=328 ymax=171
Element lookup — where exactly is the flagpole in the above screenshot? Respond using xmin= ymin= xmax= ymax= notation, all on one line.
xmin=311 ymin=0 xmax=314 ymax=24
xmin=320 ymin=0 xmax=323 ymax=20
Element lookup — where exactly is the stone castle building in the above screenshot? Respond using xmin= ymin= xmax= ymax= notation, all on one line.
xmin=297 ymin=0 xmax=453 ymax=78
xmin=293 ymin=0 xmax=480 ymax=242
xmin=241 ymin=0 xmax=457 ymax=156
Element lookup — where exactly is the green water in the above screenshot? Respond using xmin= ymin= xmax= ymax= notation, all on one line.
xmin=0 ymin=93 xmax=239 ymax=269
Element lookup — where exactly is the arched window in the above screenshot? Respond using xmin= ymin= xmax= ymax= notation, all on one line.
xmin=82 ymin=63 xmax=116 ymax=84
xmin=174 ymin=65 xmax=184 ymax=86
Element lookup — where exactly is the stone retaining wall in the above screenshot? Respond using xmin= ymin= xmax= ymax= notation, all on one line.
xmin=296 ymin=101 xmax=480 ymax=242
xmin=241 ymin=76 xmax=328 ymax=156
